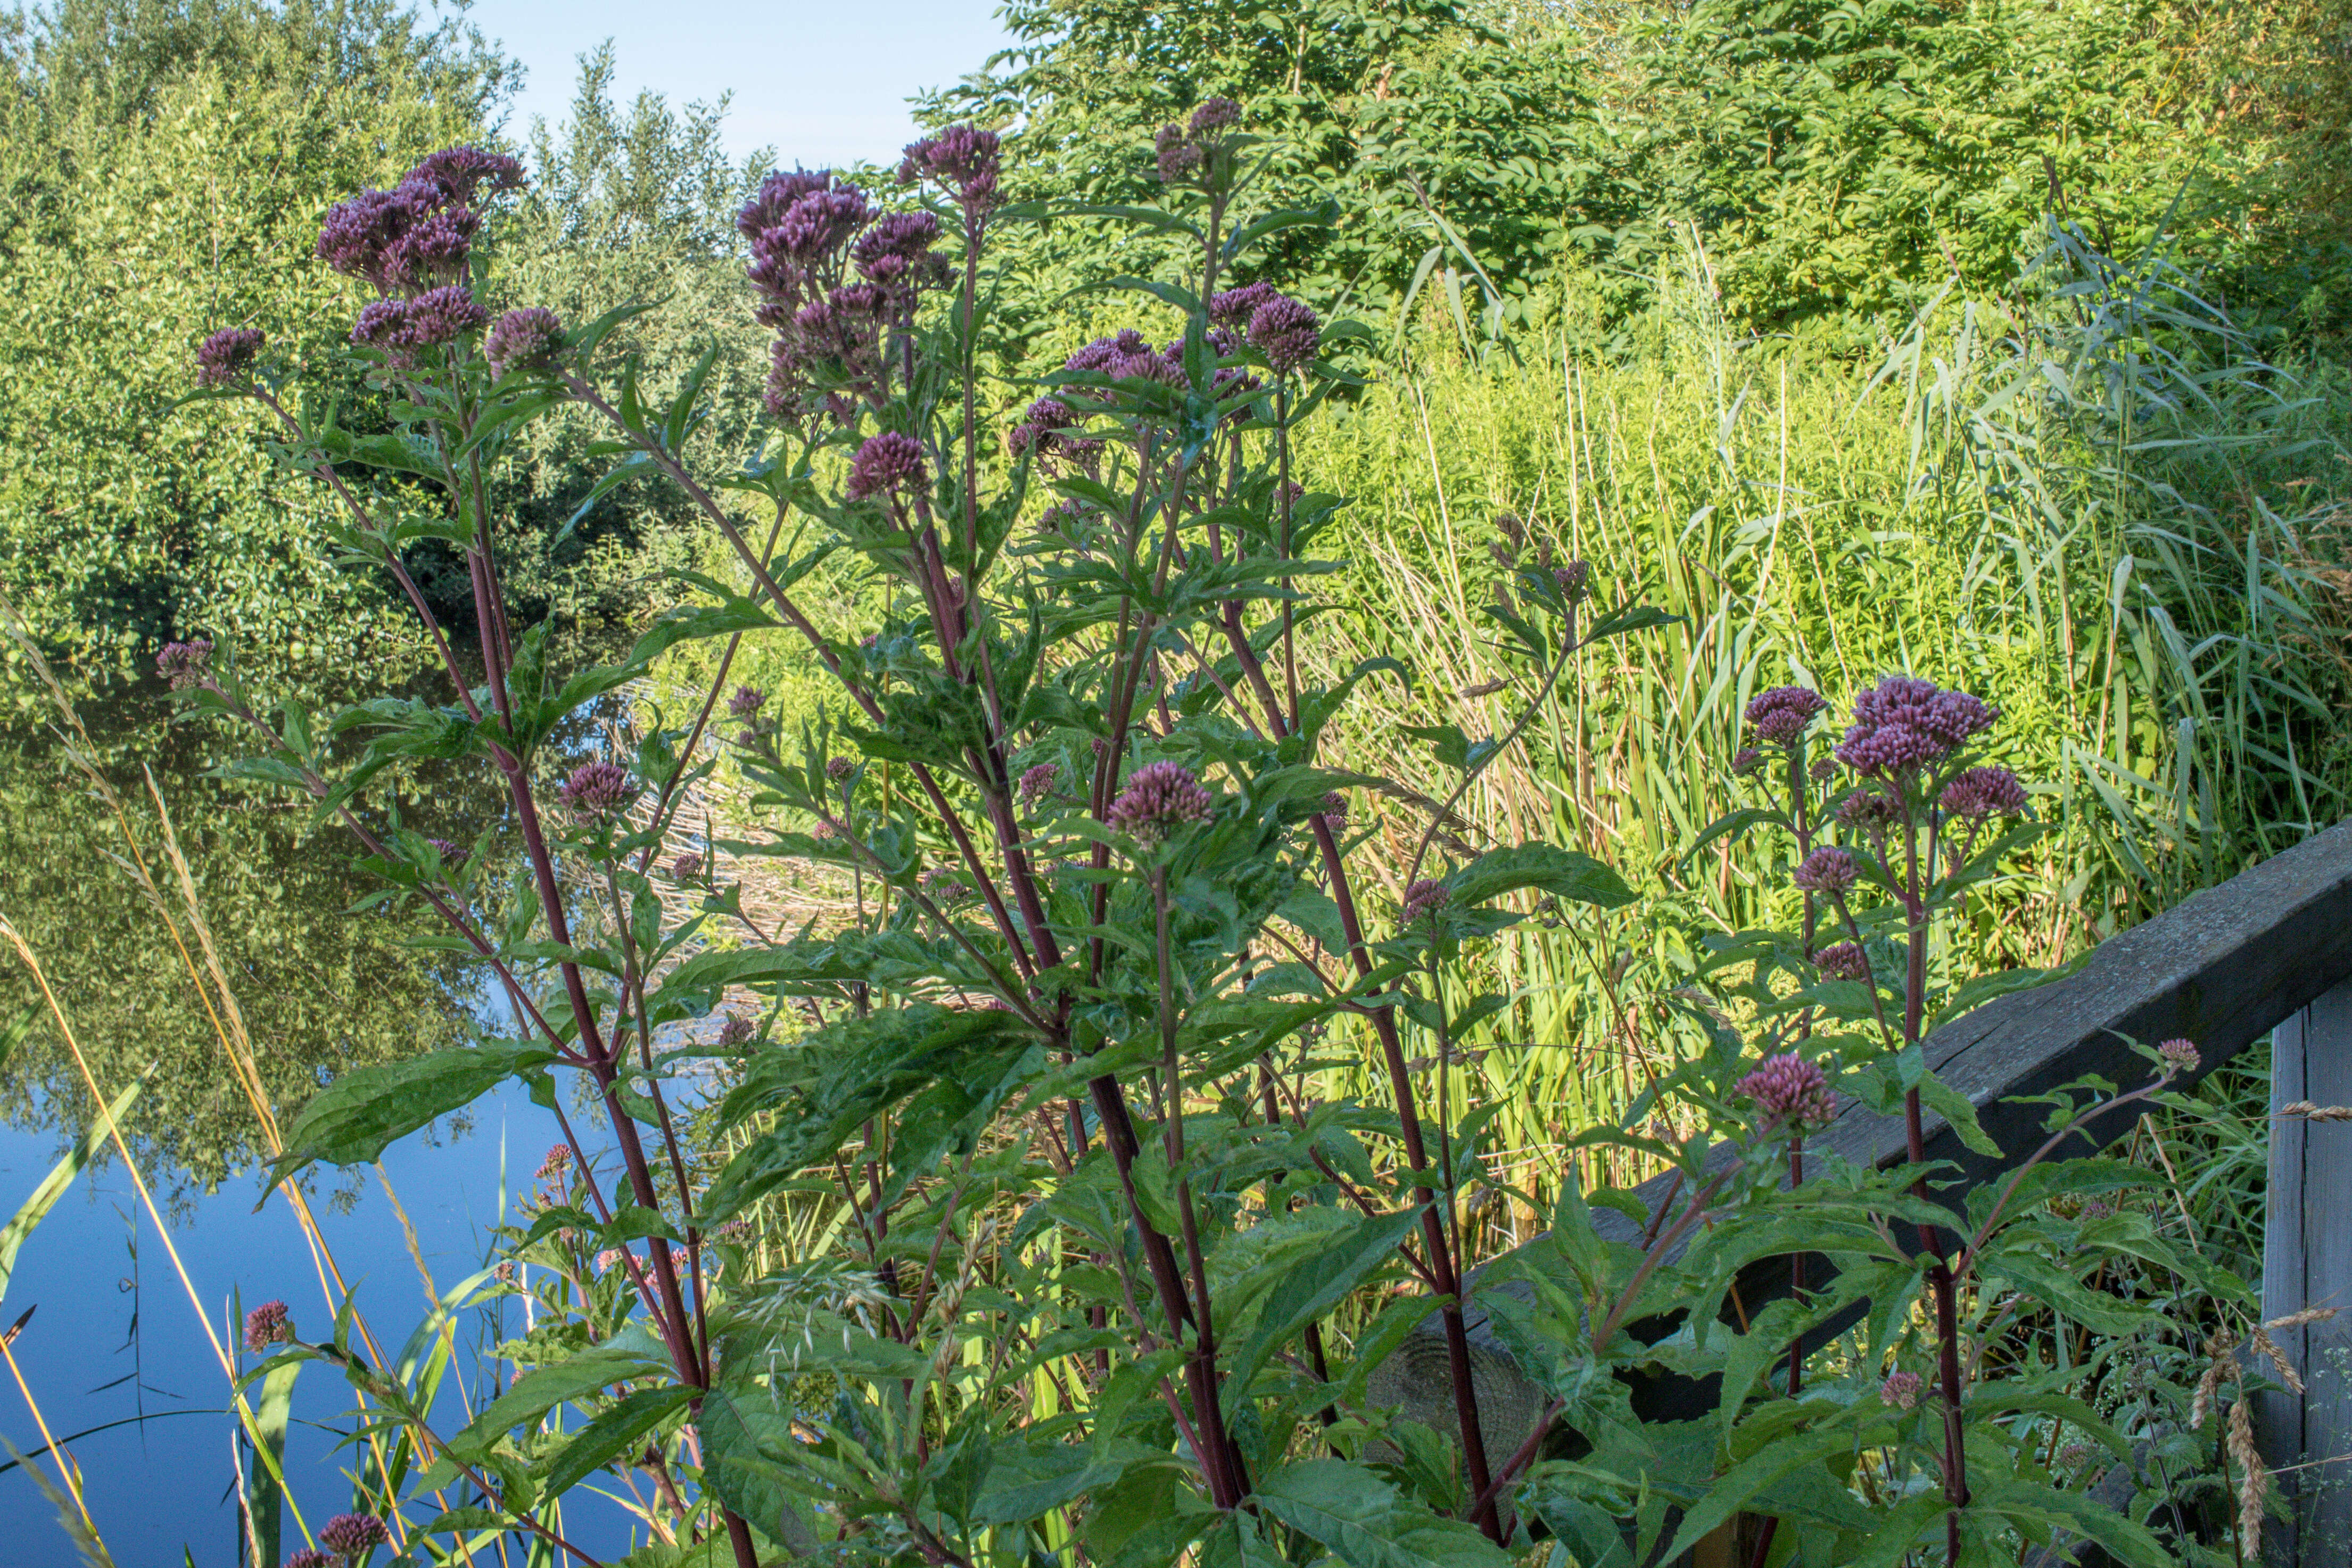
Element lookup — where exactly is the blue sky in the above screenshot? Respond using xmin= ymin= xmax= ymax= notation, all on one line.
xmin=463 ymin=0 xmax=1019 ymax=169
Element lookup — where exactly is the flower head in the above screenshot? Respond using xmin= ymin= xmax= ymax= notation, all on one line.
xmin=1066 ymin=328 xmax=1153 ymax=374
xmin=244 ymin=1299 xmax=291 ymax=1353
xmin=427 ymin=838 xmax=465 ymax=870
xmin=897 ymin=125 xmax=1001 ymax=211
xmin=535 ymin=1144 xmax=572 ymax=1183
xmin=1734 ymin=1053 xmax=1837 ymax=1129
xmin=1189 ymin=96 xmax=1242 ymax=135
xmin=1745 ymin=685 xmax=1829 ymax=747
xmin=717 ymin=1014 xmax=756 ymax=1048
xmin=1248 ymin=295 xmax=1321 ymax=374
xmin=1810 ymin=755 xmax=1838 ymax=782
xmin=1399 ymin=879 xmax=1452 ymax=926
xmin=1837 ymin=788 xmax=1902 ymax=837
xmin=156 ymin=639 xmax=214 ymax=690
xmin=1813 ymin=942 xmax=1871 ymax=982
xmin=847 ymin=432 xmax=926 ymax=502
xmin=1318 ymin=790 xmax=1350 ymax=828
xmin=1018 ymin=762 xmax=1059 ymax=804
xmin=920 ymin=866 xmax=971 ymax=903
xmin=402 ymin=284 xmax=487 ymax=346
xmin=1552 ymin=559 xmax=1591 ymax=604
xmin=1939 ymin=766 xmax=2028 ymax=821
xmin=350 ymin=298 xmax=413 ymax=351
xmin=1106 ymin=761 xmax=1214 ymax=843
xmin=2157 ymin=1037 xmax=2201 ymax=1077
xmin=319 ymin=1514 xmax=391 ymax=1555
xmin=1731 ymin=747 xmax=1763 ymax=777
xmin=670 ymin=852 xmax=703 ymax=881
xmin=826 ymin=756 xmax=856 ymax=782
xmin=1154 ymin=122 xmax=1204 ymax=183
xmin=1790 ymin=846 xmax=1859 ymax=895
xmin=195 ymin=327 xmax=265 ymax=389
xmin=287 ymin=1549 xmax=334 ymax=1568
xmin=1835 ymin=676 xmax=1998 ymax=779
xmin=406 ymin=145 xmax=525 ymax=205
xmin=1209 ymin=282 xmax=1278 ymax=331
xmin=728 ymin=686 xmax=765 ymax=720
xmin=597 ymin=1247 xmax=631 ymax=1274
xmin=485 ymin=307 xmax=564 ymax=376
xmin=558 ymin=761 xmax=635 ymax=819
xmin=1880 ymin=1370 xmax=1924 ymax=1410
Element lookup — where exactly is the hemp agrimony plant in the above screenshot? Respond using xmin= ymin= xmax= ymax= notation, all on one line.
xmin=172 ymin=103 xmax=1675 ymax=1566
xmin=169 ymin=102 xmax=2244 ymax=1568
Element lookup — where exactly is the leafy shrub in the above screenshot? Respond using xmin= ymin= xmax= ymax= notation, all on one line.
xmin=168 ymin=95 xmax=2282 ymax=1568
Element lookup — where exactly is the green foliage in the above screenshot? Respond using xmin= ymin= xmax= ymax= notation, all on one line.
xmin=926 ymin=0 xmax=1602 ymax=356
xmin=0 ymin=0 xmax=501 ymax=669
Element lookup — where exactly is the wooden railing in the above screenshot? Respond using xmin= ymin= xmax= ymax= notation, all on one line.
xmin=1374 ymin=818 xmax=2352 ymax=1565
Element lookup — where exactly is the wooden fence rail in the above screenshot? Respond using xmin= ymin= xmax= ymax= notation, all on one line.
xmin=1375 ymin=817 xmax=2352 ymax=1565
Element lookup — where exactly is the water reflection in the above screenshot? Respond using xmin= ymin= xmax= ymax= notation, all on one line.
xmin=0 ymin=654 xmax=643 ymax=1560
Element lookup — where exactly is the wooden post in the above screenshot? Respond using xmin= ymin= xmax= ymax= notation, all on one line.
xmin=2258 ymin=979 xmax=2352 ymax=1563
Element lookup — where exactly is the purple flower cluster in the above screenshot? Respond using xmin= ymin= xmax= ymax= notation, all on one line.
xmin=826 ymin=756 xmax=856 ymax=782
xmin=244 ymin=1299 xmax=291 ymax=1353
xmin=897 ymin=125 xmax=1002 ymax=212
xmin=1813 ymin=942 xmax=1871 ymax=981
xmin=156 ymin=639 xmax=214 ymax=690
xmin=485 ymin=307 xmax=564 ymax=376
xmin=194 ymin=327 xmax=265 ymax=389
xmin=1880 ymin=1369 xmax=1924 ymax=1410
xmin=717 ymin=1014 xmax=757 ymax=1048
xmin=1733 ymin=1052 xmax=1837 ymax=1129
xmin=1210 ymin=282 xmax=1278 ymax=331
xmin=1731 ymin=747 xmax=1763 ymax=776
xmin=1552 ymin=559 xmax=1591 ymax=604
xmin=1018 ymin=762 xmax=1060 ymax=804
xmin=1745 ymin=684 xmax=1828 ymax=747
xmin=535 ymin=1143 xmax=572 ymax=1183
xmin=1319 ymin=790 xmax=1350 ymax=829
xmin=1010 ymin=395 xmax=1097 ymax=467
xmin=846 ymin=432 xmax=926 ymax=503
xmin=350 ymin=285 xmax=488 ymax=356
xmin=1790 ymin=846 xmax=1859 ymax=894
xmin=558 ymin=761 xmax=635 ymax=819
xmin=735 ymin=168 xmax=933 ymax=419
xmin=671 ymin=852 xmax=703 ymax=881
xmin=318 ymin=1513 xmax=390 ymax=1555
xmin=728 ymin=686 xmax=766 ymax=720
xmin=1399 ymin=878 xmax=1452 ymax=926
xmin=1837 ymin=788 xmax=1901 ymax=837
xmin=2157 ymin=1037 xmax=2201 ymax=1076
xmin=1938 ymin=766 xmax=2028 ymax=821
xmin=1107 ymin=761 xmax=1214 ymax=842
xmin=920 ymin=866 xmax=972 ymax=903
xmin=1153 ymin=98 xmax=1242 ymax=186
xmin=316 ymin=146 xmax=516 ymax=296
xmin=426 ymin=838 xmax=465 ymax=869
xmin=287 ymin=1549 xmax=334 ymax=1568
xmin=1835 ymin=676 xmax=1998 ymax=779
xmin=1248 ymin=295 xmax=1321 ymax=374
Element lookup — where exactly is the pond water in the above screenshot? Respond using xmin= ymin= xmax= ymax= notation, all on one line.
xmin=0 ymin=659 xmax=651 ymax=1563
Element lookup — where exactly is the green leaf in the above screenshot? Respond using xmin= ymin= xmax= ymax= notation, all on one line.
xmin=541 ymin=1385 xmax=696 ymax=1495
xmin=445 ymin=1346 xmax=669 ymax=1461
xmin=1448 ymin=843 xmax=1635 ymax=911
xmin=1679 ymin=807 xmax=1789 ymax=870
xmin=1253 ymin=1458 xmax=1512 ymax=1568
xmin=266 ymin=1042 xmax=554 ymax=1197
xmin=1 ymin=1072 xmax=143 ymax=1309
xmin=1228 ymin=1209 xmax=1420 ymax=1396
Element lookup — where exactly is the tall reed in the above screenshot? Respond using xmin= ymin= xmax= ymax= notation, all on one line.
xmin=1294 ymin=233 xmax=2352 ymax=1222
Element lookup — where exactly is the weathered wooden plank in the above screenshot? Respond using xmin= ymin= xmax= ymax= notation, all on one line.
xmin=2256 ymin=998 xmax=2309 ymax=1564
xmin=1375 ymin=818 xmax=2352 ymax=1487
xmin=2256 ymin=977 xmax=2352 ymax=1563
